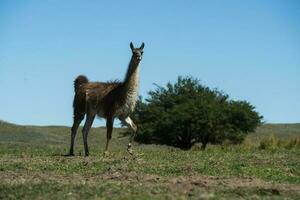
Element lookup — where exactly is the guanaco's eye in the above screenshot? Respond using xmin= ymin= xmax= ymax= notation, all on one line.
xmin=141 ymin=52 xmax=144 ymax=55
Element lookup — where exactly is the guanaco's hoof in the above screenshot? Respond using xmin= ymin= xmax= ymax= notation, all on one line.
xmin=64 ymin=153 xmax=75 ymax=157
xmin=103 ymin=151 xmax=110 ymax=157
xmin=127 ymin=148 xmax=133 ymax=155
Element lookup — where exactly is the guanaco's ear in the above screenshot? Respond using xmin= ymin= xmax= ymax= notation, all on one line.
xmin=130 ymin=42 xmax=134 ymax=51
xmin=140 ymin=42 xmax=145 ymax=50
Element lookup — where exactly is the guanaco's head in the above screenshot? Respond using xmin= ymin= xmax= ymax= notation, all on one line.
xmin=130 ymin=42 xmax=144 ymax=63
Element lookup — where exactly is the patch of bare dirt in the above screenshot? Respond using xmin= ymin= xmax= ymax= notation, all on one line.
xmin=1 ymin=171 xmax=299 ymax=197
xmin=0 ymin=171 xmax=160 ymax=185
xmin=166 ymin=176 xmax=300 ymax=198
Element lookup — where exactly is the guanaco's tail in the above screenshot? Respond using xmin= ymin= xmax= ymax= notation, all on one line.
xmin=74 ymin=75 xmax=88 ymax=93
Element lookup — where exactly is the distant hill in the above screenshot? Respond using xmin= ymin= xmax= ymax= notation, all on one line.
xmin=0 ymin=120 xmax=128 ymax=150
xmin=0 ymin=120 xmax=299 ymax=145
xmin=254 ymin=123 xmax=300 ymax=137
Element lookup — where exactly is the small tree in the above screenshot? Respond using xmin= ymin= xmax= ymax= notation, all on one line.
xmin=132 ymin=76 xmax=262 ymax=150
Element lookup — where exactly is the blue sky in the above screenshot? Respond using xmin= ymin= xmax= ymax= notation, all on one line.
xmin=0 ymin=0 xmax=299 ymax=126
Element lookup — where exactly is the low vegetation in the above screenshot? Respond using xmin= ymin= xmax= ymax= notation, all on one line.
xmin=257 ymin=135 xmax=300 ymax=150
xmin=0 ymin=121 xmax=299 ymax=199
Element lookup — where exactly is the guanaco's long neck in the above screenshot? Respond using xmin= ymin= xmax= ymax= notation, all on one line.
xmin=122 ymin=56 xmax=140 ymax=97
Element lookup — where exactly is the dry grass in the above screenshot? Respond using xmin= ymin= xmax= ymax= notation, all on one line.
xmin=256 ymin=135 xmax=300 ymax=150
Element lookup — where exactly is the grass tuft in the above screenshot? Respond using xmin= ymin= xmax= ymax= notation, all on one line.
xmin=258 ymin=134 xmax=300 ymax=150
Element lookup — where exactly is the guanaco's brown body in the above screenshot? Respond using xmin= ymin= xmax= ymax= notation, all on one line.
xmin=68 ymin=42 xmax=144 ymax=156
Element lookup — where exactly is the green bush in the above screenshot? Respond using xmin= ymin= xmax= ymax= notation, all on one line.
xmin=132 ymin=76 xmax=262 ymax=150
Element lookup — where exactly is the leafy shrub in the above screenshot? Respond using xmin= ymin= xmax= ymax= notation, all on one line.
xmin=132 ymin=76 xmax=262 ymax=150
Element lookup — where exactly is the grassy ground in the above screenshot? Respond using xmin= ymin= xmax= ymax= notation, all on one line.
xmin=0 ymin=121 xmax=300 ymax=199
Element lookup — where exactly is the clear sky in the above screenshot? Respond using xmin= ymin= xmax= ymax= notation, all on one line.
xmin=0 ymin=0 xmax=299 ymax=126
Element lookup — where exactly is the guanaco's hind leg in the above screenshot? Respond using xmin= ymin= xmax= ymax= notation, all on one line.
xmin=82 ymin=113 xmax=95 ymax=156
xmin=69 ymin=114 xmax=84 ymax=156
